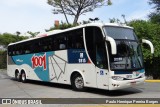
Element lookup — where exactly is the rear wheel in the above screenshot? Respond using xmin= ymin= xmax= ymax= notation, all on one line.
xmin=15 ymin=72 xmax=18 ymax=80
xmin=21 ymin=72 xmax=27 ymax=83
xmin=15 ymin=72 xmax=21 ymax=82
xmin=71 ymin=74 xmax=85 ymax=91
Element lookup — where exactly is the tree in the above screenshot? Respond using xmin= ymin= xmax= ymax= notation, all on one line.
xmin=16 ymin=31 xmax=21 ymax=37
xmin=149 ymin=0 xmax=160 ymax=11
xmin=129 ymin=20 xmax=160 ymax=79
xmin=45 ymin=21 xmax=76 ymax=32
xmin=27 ymin=31 xmax=40 ymax=38
xmin=109 ymin=18 xmax=120 ymax=23
xmin=0 ymin=33 xmax=28 ymax=69
xmin=47 ymin=0 xmax=112 ymax=25
xmin=0 ymin=33 xmax=28 ymax=47
xmin=148 ymin=0 xmax=160 ymax=24
xmin=149 ymin=12 xmax=160 ymax=24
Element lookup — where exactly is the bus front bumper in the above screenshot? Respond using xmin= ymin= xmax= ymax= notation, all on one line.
xmin=109 ymin=77 xmax=145 ymax=90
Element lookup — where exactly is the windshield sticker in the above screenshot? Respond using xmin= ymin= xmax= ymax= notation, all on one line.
xmin=114 ymin=58 xmax=123 ymax=62
xmin=100 ymin=70 xmax=104 ymax=75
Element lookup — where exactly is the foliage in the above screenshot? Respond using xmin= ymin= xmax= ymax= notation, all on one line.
xmin=129 ymin=20 xmax=160 ymax=79
xmin=47 ymin=0 xmax=112 ymax=25
xmin=0 ymin=33 xmax=28 ymax=47
xmin=45 ymin=21 xmax=77 ymax=32
xmin=149 ymin=0 xmax=160 ymax=11
xmin=0 ymin=51 xmax=7 ymax=69
xmin=46 ymin=20 xmax=93 ymax=32
xmin=27 ymin=31 xmax=40 ymax=38
xmin=109 ymin=18 xmax=120 ymax=23
xmin=149 ymin=12 xmax=160 ymax=24
xmin=0 ymin=33 xmax=28 ymax=69
xmin=148 ymin=0 xmax=160 ymax=24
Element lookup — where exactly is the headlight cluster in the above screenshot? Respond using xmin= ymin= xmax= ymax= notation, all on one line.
xmin=141 ymin=73 xmax=145 ymax=78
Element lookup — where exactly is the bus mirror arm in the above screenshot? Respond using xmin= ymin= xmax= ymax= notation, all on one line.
xmin=106 ymin=37 xmax=117 ymax=55
xmin=142 ymin=39 xmax=154 ymax=54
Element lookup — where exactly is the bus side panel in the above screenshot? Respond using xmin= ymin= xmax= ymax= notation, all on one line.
xmin=8 ymin=52 xmax=54 ymax=82
xmin=48 ymin=50 xmax=68 ymax=84
xmin=66 ymin=49 xmax=97 ymax=88
xmin=7 ymin=56 xmax=16 ymax=77
xmin=48 ymin=49 xmax=97 ymax=87
xmin=66 ymin=64 xmax=97 ymax=88
xmin=7 ymin=56 xmax=40 ymax=80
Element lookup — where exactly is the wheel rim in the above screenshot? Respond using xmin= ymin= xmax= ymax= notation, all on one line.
xmin=22 ymin=73 xmax=25 ymax=81
xmin=75 ymin=76 xmax=84 ymax=89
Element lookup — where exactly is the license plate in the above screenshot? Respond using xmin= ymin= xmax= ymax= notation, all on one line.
xmin=126 ymin=75 xmax=132 ymax=79
xmin=131 ymin=81 xmax=136 ymax=85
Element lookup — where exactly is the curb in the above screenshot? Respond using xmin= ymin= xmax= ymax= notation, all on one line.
xmin=145 ymin=80 xmax=160 ymax=82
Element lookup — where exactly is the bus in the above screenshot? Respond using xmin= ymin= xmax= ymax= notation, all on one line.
xmin=7 ymin=23 xmax=154 ymax=91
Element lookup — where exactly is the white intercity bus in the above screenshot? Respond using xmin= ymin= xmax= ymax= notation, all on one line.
xmin=7 ymin=23 xmax=154 ymax=91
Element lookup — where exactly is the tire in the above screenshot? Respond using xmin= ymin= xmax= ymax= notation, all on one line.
xmin=71 ymin=74 xmax=85 ymax=91
xmin=21 ymin=72 xmax=27 ymax=83
xmin=15 ymin=72 xmax=18 ymax=80
xmin=15 ymin=72 xmax=21 ymax=82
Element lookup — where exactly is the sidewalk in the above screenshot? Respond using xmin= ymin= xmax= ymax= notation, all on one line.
xmin=145 ymin=76 xmax=160 ymax=82
xmin=145 ymin=80 xmax=160 ymax=82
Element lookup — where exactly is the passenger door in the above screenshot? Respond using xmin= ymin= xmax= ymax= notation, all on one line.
xmin=95 ymin=42 xmax=109 ymax=89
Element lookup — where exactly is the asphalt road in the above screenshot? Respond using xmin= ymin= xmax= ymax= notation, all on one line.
xmin=0 ymin=69 xmax=160 ymax=106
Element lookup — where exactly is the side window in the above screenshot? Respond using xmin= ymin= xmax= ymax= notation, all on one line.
xmin=54 ymin=35 xmax=67 ymax=50
xmin=67 ymin=29 xmax=84 ymax=49
xmin=39 ymin=37 xmax=53 ymax=52
xmin=85 ymin=27 xmax=96 ymax=65
xmin=8 ymin=46 xmax=13 ymax=56
xmin=14 ymin=44 xmax=21 ymax=55
xmin=32 ymin=40 xmax=40 ymax=53
xmin=23 ymin=42 xmax=31 ymax=54
xmin=85 ymin=27 xmax=108 ymax=69
xmin=95 ymin=28 xmax=108 ymax=69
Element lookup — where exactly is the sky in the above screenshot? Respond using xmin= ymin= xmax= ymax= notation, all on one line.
xmin=0 ymin=0 xmax=154 ymax=35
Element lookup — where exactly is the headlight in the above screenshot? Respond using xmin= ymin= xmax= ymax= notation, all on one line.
xmin=112 ymin=76 xmax=124 ymax=81
xmin=141 ymin=73 xmax=145 ymax=78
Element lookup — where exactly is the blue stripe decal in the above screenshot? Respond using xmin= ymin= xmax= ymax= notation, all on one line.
xmin=68 ymin=49 xmax=90 ymax=63
xmin=12 ymin=52 xmax=54 ymax=81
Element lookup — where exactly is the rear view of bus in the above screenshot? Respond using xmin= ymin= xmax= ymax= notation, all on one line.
xmin=104 ymin=25 xmax=154 ymax=90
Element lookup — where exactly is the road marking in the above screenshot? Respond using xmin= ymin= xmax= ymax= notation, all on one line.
xmin=145 ymin=80 xmax=160 ymax=82
xmin=79 ymin=104 xmax=160 ymax=107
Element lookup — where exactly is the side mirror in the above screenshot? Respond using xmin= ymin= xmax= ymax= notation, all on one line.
xmin=106 ymin=37 xmax=117 ymax=55
xmin=142 ymin=39 xmax=154 ymax=54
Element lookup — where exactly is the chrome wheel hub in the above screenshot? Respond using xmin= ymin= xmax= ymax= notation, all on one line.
xmin=75 ymin=77 xmax=84 ymax=89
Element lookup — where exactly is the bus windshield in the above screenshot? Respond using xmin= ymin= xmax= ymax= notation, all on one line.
xmin=104 ymin=26 xmax=144 ymax=70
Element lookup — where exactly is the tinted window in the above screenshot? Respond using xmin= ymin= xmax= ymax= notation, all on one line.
xmin=104 ymin=27 xmax=137 ymax=40
xmin=85 ymin=27 xmax=108 ymax=69
xmin=8 ymin=28 xmax=84 ymax=56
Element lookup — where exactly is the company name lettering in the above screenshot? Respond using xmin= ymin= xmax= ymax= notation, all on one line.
xmin=31 ymin=54 xmax=46 ymax=70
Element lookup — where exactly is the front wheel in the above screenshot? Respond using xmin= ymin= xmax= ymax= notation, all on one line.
xmin=71 ymin=74 xmax=85 ymax=91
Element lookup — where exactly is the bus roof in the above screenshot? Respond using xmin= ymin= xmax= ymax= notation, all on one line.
xmin=8 ymin=23 xmax=133 ymax=46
